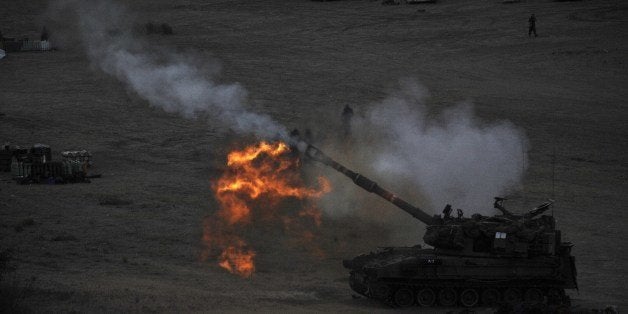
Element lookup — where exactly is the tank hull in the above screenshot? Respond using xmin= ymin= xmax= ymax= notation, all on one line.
xmin=345 ymin=246 xmax=577 ymax=307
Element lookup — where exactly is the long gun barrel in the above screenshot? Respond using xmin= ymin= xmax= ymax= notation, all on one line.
xmin=303 ymin=143 xmax=435 ymax=225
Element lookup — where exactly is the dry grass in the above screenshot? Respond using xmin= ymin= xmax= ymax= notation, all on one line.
xmin=0 ymin=0 xmax=626 ymax=311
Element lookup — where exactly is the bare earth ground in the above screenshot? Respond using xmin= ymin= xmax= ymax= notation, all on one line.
xmin=1 ymin=0 xmax=627 ymax=312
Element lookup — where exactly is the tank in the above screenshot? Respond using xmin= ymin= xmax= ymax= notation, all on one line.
xmin=303 ymin=143 xmax=577 ymax=307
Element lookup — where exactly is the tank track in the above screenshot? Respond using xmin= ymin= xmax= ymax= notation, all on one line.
xmin=350 ymin=271 xmax=571 ymax=308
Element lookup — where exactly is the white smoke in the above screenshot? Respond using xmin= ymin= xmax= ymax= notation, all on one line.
xmin=49 ymin=0 xmax=288 ymax=140
xmin=330 ymin=80 xmax=528 ymax=216
xmin=364 ymin=82 xmax=527 ymax=213
xmin=49 ymin=1 xmax=528 ymax=219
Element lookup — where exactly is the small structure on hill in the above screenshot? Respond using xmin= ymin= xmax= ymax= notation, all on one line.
xmin=382 ymin=0 xmax=401 ymax=5
xmin=406 ymin=0 xmax=437 ymax=4
xmin=145 ymin=22 xmax=173 ymax=35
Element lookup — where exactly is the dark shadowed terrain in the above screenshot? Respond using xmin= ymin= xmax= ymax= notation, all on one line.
xmin=1 ymin=0 xmax=627 ymax=312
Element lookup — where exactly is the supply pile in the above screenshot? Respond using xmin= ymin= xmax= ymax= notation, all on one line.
xmin=0 ymin=144 xmax=98 ymax=184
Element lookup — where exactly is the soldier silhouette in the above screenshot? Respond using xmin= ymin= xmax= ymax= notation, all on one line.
xmin=341 ymin=105 xmax=354 ymax=137
xmin=528 ymin=14 xmax=537 ymax=37
xmin=41 ymin=26 xmax=49 ymax=41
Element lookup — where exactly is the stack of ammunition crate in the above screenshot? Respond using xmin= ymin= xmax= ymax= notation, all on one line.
xmin=9 ymin=146 xmax=30 ymax=177
xmin=0 ymin=145 xmax=12 ymax=171
xmin=61 ymin=150 xmax=92 ymax=166
xmin=0 ymin=37 xmax=52 ymax=53
xmin=5 ymin=144 xmax=93 ymax=184
xmin=20 ymin=39 xmax=52 ymax=51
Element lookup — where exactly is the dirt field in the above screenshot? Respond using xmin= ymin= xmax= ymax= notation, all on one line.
xmin=1 ymin=0 xmax=627 ymax=312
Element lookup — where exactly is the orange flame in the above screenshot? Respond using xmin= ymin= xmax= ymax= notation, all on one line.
xmin=201 ymin=141 xmax=331 ymax=277
xmin=218 ymin=244 xmax=256 ymax=277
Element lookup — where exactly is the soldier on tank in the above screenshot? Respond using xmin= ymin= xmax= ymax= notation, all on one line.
xmin=442 ymin=204 xmax=453 ymax=220
xmin=528 ymin=14 xmax=537 ymax=37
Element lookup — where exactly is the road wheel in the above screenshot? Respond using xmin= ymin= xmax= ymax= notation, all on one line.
xmin=460 ymin=288 xmax=479 ymax=307
xmin=524 ymin=288 xmax=544 ymax=304
xmin=481 ymin=288 xmax=500 ymax=305
xmin=503 ymin=288 xmax=522 ymax=304
xmin=349 ymin=272 xmax=367 ymax=296
xmin=369 ymin=283 xmax=390 ymax=300
xmin=394 ymin=288 xmax=415 ymax=307
xmin=417 ymin=288 xmax=436 ymax=306
xmin=547 ymin=288 xmax=564 ymax=304
xmin=438 ymin=288 xmax=457 ymax=307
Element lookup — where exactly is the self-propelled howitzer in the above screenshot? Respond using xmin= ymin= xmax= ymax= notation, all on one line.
xmin=303 ymin=143 xmax=577 ymax=308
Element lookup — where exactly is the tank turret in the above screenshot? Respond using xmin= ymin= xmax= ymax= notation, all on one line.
xmin=302 ymin=142 xmax=577 ymax=308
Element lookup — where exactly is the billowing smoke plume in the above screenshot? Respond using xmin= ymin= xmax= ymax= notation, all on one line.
xmin=49 ymin=1 xmax=528 ymax=221
xmin=48 ymin=0 xmax=288 ymax=140
xmin=320 ymin=80 xmax=527 ymax=218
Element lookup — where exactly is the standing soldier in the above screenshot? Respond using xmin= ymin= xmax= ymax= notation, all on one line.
xmin=528 ymin=14 xmax=537 ymax=37
xmin=41 ymin=26 xmax=49 ymax=41
xmin=341 ymin=105 xmax=354 ymax=138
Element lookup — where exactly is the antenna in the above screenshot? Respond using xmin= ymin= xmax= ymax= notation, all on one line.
xmin=521 ymin=142 xmax=525 ymax=177
xmin=551 ymin=140 xmax=556 ymax=216
xmin=551 ymin=143 xmax=556 ymax=199
xmin=521 ymin=141 xmax=527 ymax=207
